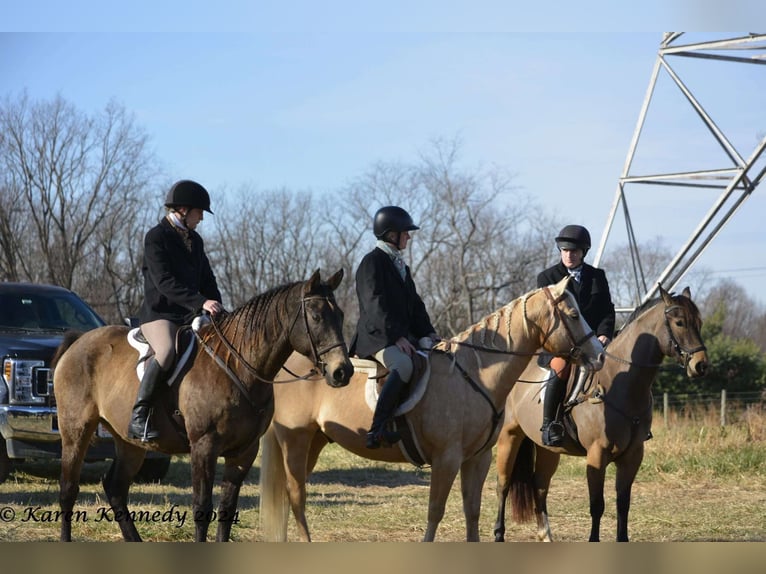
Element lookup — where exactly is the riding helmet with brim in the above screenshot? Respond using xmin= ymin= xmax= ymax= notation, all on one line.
xmin=555 ymin=224 xmax=591 ymax=252
xmin=373 ymin=206 xmax=419 ymax=239
xmin=165 ymin=180 xmax=213 ymax=214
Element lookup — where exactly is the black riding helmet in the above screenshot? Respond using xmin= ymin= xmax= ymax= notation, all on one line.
xmin=165 ymin=180 xmax=213 ymax=214
xmin=556 ymin=224 xmax=591 ymax=256
xmin=373 ymin=206 xmax=419 ymax=240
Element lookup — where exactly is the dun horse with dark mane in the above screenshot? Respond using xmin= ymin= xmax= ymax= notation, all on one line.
xmin=259 ymin=276 xmax=605 ymax=541
xmin=52 ymin=270 xmax=352 ymax=542
xmin=492 ymin=285 xmax=709 ymax=542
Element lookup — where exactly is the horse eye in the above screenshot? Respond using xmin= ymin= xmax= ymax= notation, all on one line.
xmin=312 ymin=312 xmax=321 ymax=322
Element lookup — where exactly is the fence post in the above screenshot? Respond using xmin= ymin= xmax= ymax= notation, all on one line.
xmin=663 ymin=392 xmax=669 ymax=427
xmin=720 ymin=389 xmax=727 ymax=427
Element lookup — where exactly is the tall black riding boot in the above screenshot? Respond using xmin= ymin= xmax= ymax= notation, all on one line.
xmin=366 ymin=370 xmax=407 ymax=449
xmin=541 ymin=370 xmax=567 ymax=446
xmin=127 ymin=358 xmax=167 ymax=442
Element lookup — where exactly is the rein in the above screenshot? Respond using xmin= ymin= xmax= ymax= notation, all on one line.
xmin=431 ymin=348 xmax=504 ymax=457
xmin=441 ymin=286 xmax=596 ymax=361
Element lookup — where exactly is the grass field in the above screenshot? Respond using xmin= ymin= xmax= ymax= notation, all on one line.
xmin=1 ymin=405 xmax=764 ymax=542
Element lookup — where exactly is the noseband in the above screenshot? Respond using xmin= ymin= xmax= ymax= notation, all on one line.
xmin=542 ymin=286 xmax=596 ymax=362
xmin=291 ymin=294 xmax=347 ymax=376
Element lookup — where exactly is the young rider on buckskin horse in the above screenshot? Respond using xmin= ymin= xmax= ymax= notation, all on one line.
xmin=537 ymin=224 xmax=615 ymax=446
xmin=128 ymin=180 xmax=225 ymax=442
xmin=351 ymin=206 xmax=439 ymax=449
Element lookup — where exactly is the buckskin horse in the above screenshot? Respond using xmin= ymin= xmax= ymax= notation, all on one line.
xmin=492 ymin=285 xmax=709 ymax=542
xmin=52 ymin=269 xmax=352 ymax=542
xmin=259 ymin=276 xmax=605 ymax=541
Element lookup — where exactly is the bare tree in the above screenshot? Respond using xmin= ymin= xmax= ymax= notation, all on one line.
xmin=0 ymin=92 xmax=157 ymax=321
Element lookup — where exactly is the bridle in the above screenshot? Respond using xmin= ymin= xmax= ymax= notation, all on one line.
xmin=199 ymin=294 xmax=346 ymax=390
xmin=540 ymin=285 xmax=597 ymax=362
xmin=441 ymin=286 xmax=597 ymax=362
xmin=662 ymin=303 xmax=707 ymax=369
xmin=603 ymin=300 xmax=706 ymax=370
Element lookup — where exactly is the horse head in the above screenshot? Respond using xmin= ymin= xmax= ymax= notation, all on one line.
xmin=537 ymin=276 xmax=605 ymax=373
xmin=659 ymin=284 xmax=709 ymax=378
xmin=293 ymin=269 xmax=353 ymax=387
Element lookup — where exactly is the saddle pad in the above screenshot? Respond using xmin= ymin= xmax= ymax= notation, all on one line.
xmin=127 ymin=327 xmax=196 ymax=387
xmin=363 ymin=351 xmax=430 ymax=416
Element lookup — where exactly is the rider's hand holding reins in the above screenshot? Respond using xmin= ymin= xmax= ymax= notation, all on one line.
xmin=203 ymin=299 xmax=224 ymax=316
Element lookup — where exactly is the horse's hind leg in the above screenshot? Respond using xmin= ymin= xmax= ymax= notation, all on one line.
xmin=493 ymin=425 xmax=525 ymax=542
xmin=284 ymin=429 xmax=327 ymax=542
xmin=102 ymin=439 xmax=148 ymax=542
xmin=460 ymin=449 xmax=492 ymax=541
xmin=59 ymin=418 xmax=98 ymax=541
xmin=216 ymin=440 xmax=260 ymax=542
xmin=533 ymin=447 xmax=560 ymax=542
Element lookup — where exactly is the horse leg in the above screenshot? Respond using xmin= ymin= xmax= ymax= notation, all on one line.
xmin=190 ymin=436 xmax=219 ymax=542
xmin=460 ymin=449 xmax=492 ymax=541
xmin=585 ymin=447 xmax=609 ymax=542
xmin=101 ymin=439 xmax=149 ymax=542
xmin=533 ymin=447 xmax=560 ymax=542
xmin=59 ymin=418 xmax=98 ymax=542
xmin=493 ymin=430 xmax=528 ymax=542
xmin=614 ymin=446 xmax=643 ymax=542
xmin=423 ymin=454 xmax=461 ymax=542
xmin=216 ymin=439 xmax=260 ymax=542
xmin=283 ymin=429 xmax=326 ymax=542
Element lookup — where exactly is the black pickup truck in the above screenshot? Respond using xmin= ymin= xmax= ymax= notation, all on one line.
xmin=0 ymin=282 xmax=170 ymax=483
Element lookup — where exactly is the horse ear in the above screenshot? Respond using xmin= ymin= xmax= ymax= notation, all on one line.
xmin=658 ymin=283 xmax=673 ymax=306
xmin=326 ymin=268 xmax=344 ymax=291
xmin=305 ymin=269 xmax=321 ymax=294
xmin=553 ymin=275 xmax=571 ymax=294
xmin=681 ymin=286 xmax=691 ymax=299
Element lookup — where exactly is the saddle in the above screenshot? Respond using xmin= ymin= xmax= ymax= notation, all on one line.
xmin=536 ymin=354 xmax=599 ymax=453
xmin=357 ymin=350 xmax=432 ymax=466
xmin=126 ymin=317 xmax=209 ymax=440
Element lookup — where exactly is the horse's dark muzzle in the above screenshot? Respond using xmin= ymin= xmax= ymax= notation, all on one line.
xmin=694 ymin=360 xmax=708 ymax=377
xmin=329 ymin=361 xmax=353 ymax=387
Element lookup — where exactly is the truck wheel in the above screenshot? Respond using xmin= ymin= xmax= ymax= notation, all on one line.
xmin=135 ymin=455 xmax=171 ymax=483
xmin=0 ymin=439 xmax=11 ymax=484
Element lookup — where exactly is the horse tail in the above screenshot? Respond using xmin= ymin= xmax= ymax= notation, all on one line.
xmin=259 ymin=424 xmax=289 ymax=542
xmin=510 ymin=436 xmax=537 ymax=523
xmin=51 ymin=330 xmax=84 ymax=370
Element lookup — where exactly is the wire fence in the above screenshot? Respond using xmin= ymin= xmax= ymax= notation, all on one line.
xmin=659 ymin=390 xmax=765 ymax=427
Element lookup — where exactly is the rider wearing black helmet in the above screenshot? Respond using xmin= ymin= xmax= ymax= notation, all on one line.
xmin=537 ymin=224 xmax=615 ymax=446
xmin=128 ymin=180 xmax=224 ymax=442
xmin=352 ymin=206 xmax=438 ymax=449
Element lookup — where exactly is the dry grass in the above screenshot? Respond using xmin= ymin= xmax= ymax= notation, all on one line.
xmin=1 ymin=406 xmax=764 ymax=542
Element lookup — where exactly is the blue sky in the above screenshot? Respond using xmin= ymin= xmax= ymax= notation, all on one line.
xmin=1 ymin=5 xmax=765 ymax=305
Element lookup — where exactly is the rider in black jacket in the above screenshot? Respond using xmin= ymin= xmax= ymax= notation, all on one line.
xmin=537 ymin=224 xmax=615 ymax=446
xmin=128 ymin=180 xmax=224 ymax=442
xmin=351 ymin=206 xmax=437 ymax=449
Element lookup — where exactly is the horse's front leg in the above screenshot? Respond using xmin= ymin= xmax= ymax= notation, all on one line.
xmin=423 ymin=454 xmax=461 ymax=542
xmin=283 ymin=429 xmax=324 ymax=542
xmin=614 ymin=445 xmax=644 ymax=542
xmin=216 ymin=439 xmax=260 ymax=542
xmin=585 ymin=447 xmax=609 ymax=542
xmin=190 ymin=437 xmax=219 ymax=542
xmin=460 ymin=449 xmax=493 ymax=541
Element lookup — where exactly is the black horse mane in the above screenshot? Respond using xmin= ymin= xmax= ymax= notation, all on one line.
xmin=213 ymin=280 xmax=305 ymax=353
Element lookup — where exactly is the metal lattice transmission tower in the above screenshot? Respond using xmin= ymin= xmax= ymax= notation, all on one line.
xmin=593 ymin=32 xmax=766 ymax=312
